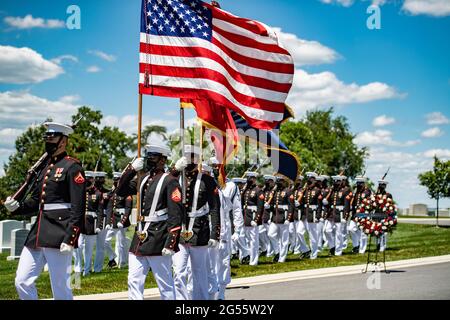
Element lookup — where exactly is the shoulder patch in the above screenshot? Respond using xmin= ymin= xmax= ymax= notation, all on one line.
xmin=74 ymin=172 xmax=85 ymax=184
xmin=259 ymin=194 xmax=265 ymax=200
xmin=171 ymin=188 xmax=182 ymax=202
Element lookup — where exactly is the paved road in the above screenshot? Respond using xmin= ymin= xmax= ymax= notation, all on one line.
xmin=399 ymin=218 xmax=450 ymax=226
xmin=222 ymin=262 xmax=450 ymax=300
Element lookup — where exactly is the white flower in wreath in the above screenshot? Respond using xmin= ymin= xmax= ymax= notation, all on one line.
xmin=374 ymin=231 xmax=379 ymax=235
xmin=382 ymin=226 xmax=387 ymax=230
xmin=365 ymin=229 xmax=370 ymax=234
xmin=383 ymin=207 xmax=387 ymax=212
xmin=389 ymin=220 xmax=394 ymax=225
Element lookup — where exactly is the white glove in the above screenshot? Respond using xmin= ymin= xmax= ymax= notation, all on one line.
xmin=60 ymin=243 xmax=73 ymax=255
xmin=162 ymin=248 xmax=175 ymax=256
xmin=175 ymin=156 xmax=188 ymax=171
xmin=250 ymin=221 xmax=257 ymax=227
xmin=231 ymin=232 xmax=239 ymax=242
xmin=264 ymin=203 xmax=270 ymax=209
xmin=294 ymin=200 xmax=300 ymax=207
xmin=117 ymin=222 xmax=124 ymax=229
xmin=208 ymin=239 xmax=219 ymax=248
xmin=131 ymin=157 xmax=145 ymax=172
xmin=284 ymin=220 xmax=290 ymax=225
xmin=341 ymin=219 xmax=347 ymax=224
xmin=105 ymin=224 xmax=112 ymax=231
xmin=4 ymin=197 xmax=19 ymax=212
xmin=322 ymin=199 xmax=329 ymax=206
xmin=95 ymin=228 xmax=101 ymax=234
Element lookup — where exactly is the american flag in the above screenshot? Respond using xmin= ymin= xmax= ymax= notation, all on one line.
xmin=139 ymin=0 xmax=294 ymax=129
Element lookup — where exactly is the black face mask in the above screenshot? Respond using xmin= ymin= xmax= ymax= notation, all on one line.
xmin=213 ymin=169 xmax=219 ymax=178
xmin=356 ymin=183 xmax=364 ymax=190
xmin=379 ymin=185 xmax=386 ymax=192
xmin=45 ymin=141 xmax=59 ymax=155
xmin=145 ymin=159 xmax=158 ymax=172
xmin=307 ymin=178 xmax=314 ymax=185
xmin=86 ymin=179 xmax=94 ymax=188
xmin=186 ymin=163 xmax=197 ymax=172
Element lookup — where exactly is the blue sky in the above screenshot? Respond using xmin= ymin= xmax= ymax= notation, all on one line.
xmin=0 ymin=0 xmax=449 ymax=208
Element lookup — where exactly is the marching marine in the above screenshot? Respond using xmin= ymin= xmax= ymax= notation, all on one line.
xmin=350 ymin=176 xmax=372 ymax=254
xmin=104 ymin=172 xmax=132 ymax=269
xmin=80 ymin=171 xmax=104 ymax=276
xmin=324 ymin=175 xmax=352 ymax=256
xmin=291 ymin=174 xmax=311 ymax=259
xmin=268 ymin=176 xmax=293 ymax=263
xmin=172 ymin=145 xmax=221 ymax=300
xmin=93 ymin=171 xmax=109 ymax=273
xmin=300 ymin=172 xmax=323 ymax=260
xmin=240 ymin=171 xmax=264 ymax=266
xmin=115 ymin=144 xmax=183 ymax=300
xmin=4 ymin=122 xmax=85 ymax=300
xmin=375 ymin=179 xmax=393 ymax=252
xmin=260 ymin=175 xmax=276 ymax=257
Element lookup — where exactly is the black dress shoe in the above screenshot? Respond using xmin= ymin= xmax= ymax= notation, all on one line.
xmin=260 ymin=251 xmax=267 ymax=257
xmin=377 ymin=244 xmax=381 ymax=251
xmin=241 ymin=256 xmax=250 ymax=264
xmin=329 ymin=247 xmax=335 ymax=255
xmin=273 ymin=253 xmax=280 ymax=263
xmin=107 ymin=259 xmax=117 ymax=268
xmin=352 ymin=246 xmax=360 ymax=253
xmin=300 ymin=250 xmax=311 ymax=259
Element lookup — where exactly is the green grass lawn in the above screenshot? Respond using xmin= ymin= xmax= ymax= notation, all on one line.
xmin=1 ymin=223 xmax=449 ymax=300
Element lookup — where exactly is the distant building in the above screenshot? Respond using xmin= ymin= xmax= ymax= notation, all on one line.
xmin=428 ymin=208 xmax=450 ymax=218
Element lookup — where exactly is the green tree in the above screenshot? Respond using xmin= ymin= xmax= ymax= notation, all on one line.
xmin=0 ymin=106 xmax=134 ymax=220
xmin=418 ymin=156 xmax=450 ymax=226
xmin=280 ymin=108 xmax=368 ymax=177
xmin=0 ymin=124 xmax=47 ymax=220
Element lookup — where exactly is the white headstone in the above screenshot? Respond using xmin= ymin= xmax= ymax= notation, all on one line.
xmin=25 ymin=223 xmax=32 ymax=230
xmin=7 ymin=228 xmax=29 ymax=260
xmin=30 ymin=216 xmax=37 ymax=225
xmin=0 ymin=220 xmax=24 ymax=254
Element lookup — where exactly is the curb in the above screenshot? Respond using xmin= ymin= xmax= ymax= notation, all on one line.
xmin=73 ymin=254 xmax=450 ymax=300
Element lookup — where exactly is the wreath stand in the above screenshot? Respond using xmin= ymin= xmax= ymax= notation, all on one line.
xmin=362 ymin=234 xmax=389 ymax=274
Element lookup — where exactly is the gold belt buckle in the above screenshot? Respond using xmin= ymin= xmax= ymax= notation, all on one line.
xmin=181 ymin=230 xmax=193 ymax=241
xmin=136 ymin=230 xmax=148 ymax=242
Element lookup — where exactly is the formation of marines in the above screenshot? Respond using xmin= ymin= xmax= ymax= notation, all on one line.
xmin=3 ymin=122 xmax=395 ymax=300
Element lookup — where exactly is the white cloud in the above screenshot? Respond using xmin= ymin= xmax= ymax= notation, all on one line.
xmin=354 ymin=129 xmax=420 ymax=147
xmin=421 ymin=127 xmax=444 ymax=138
xmin=0 ymin=46 xmax=64 ymax=84
xmin=0 ymin=91 xmax=79 ymax=130
xmin=422 ymin=149 xmax=450 ymax=159
xmin=287 ymin=69 xmax=401 ymax=114
xmin=0 ymin=128 xmax=23 ymax=148
xmin=51 ymin=55 xmax=78 ymax=65
xmin=319 ymin=0 xmax=354 ymax=7
xmin=426 ymin=112 xmax=449 ymax=125
xmin=373 ymin=115 xmax=395 ymax=127
xmin=4 ymin=14 xmax=65 ymax=29
xmin=274 ymin=28 xmax=340 ymax=66
xmin=88 ymin=50 xmax=117 ymax=62
xmin=86 ymin=66 xmax=101 ymax=73
xmin=402 ymin=0 xmax=450 ymax=17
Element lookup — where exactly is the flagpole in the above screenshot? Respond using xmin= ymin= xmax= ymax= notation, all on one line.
xmin=136 ymin=94 xmax=143 ymax=233
xmin=180 ymin=101 xmax=186 ymax=204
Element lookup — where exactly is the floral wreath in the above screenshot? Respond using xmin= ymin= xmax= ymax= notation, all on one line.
xmin=354 ymin=194 xmax=398 ymax=237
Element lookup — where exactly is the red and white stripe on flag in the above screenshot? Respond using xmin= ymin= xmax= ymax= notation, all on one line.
xmin=139 ymin=0 xmax=294 ymax=130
